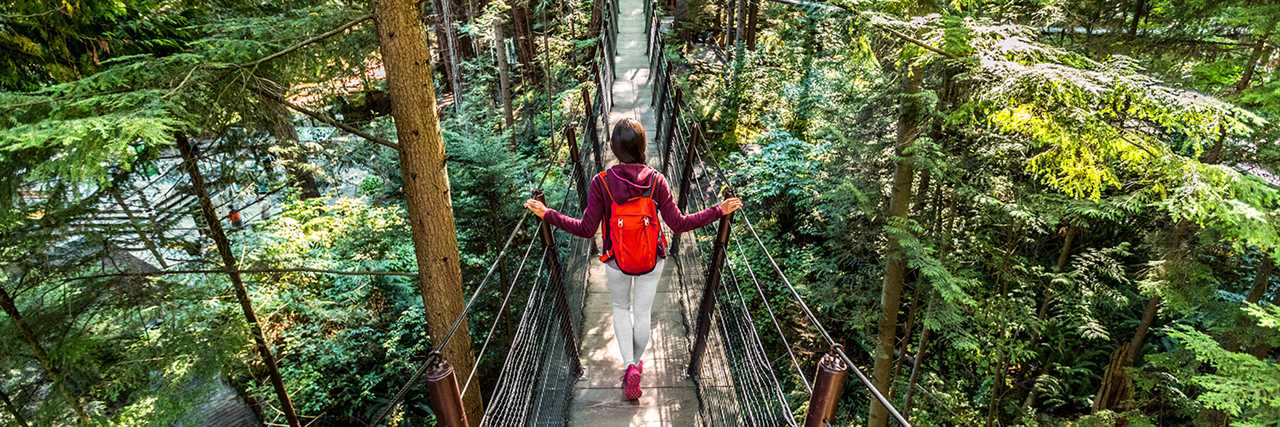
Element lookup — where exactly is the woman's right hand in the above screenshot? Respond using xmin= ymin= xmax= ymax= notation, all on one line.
xmin=719 ymin=197 xmax=742 ymax=215
xmin=524 ymin=198 xmax=548 ymax=218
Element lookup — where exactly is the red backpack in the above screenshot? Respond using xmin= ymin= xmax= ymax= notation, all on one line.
xmin=598 ymin=171 xmax=667 ymax=275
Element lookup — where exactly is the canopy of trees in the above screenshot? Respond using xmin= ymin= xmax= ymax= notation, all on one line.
xmin=1 ymin=0 xmax=1277 ymax=425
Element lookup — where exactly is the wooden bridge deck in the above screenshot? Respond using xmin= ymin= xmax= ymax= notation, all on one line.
xmin=567 ymin=0 xmax=731 ymax=424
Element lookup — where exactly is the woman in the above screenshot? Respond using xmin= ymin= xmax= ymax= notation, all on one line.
xmin=523 ymin=118 xmax=742 ymax=400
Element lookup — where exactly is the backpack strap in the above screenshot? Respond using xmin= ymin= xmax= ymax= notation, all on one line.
xmin=598 ymin=171 xmax=616 ymax=203
xmin=641 ymin=168 xmax=656 ymax=199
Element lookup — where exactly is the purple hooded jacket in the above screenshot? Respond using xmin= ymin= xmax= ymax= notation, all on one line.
xmin=543 ymin=163 xmax=723 ymax=257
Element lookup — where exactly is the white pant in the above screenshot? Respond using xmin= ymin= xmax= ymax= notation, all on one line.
xmin=605 ymin=259 xmax=664 ymax=365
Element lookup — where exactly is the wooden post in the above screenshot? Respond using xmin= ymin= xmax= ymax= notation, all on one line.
xmin=176 ymin=135 xmax=301 ymax=427
xmin=804 ymin=351 xmax=850 ymax=427
xmin=669 ymin=121 xmax=698 ymax=256
xmin=425 ymin=360 xmax=470 ymax=427
xmin=644 ymin=0 xmax=654 ymax=55
xmin=567 ymin=126 xmax=589 ymax=205
xmin=567 ymin=126 xmax=600 ymax=255
xmin=533 ymin=191 xmax=584 ymax=377
xmin=650 ymin=40 xmax=664 ymax=105
xmin=660 ymin=87 xmax=682 ymax=175
xmin=687 ymin=189 xmax=733 ymax=377
xmin=653 ymin=63 xmax=669 ymax=145
xmin=581 ymin=87 xmax=603 ymax=171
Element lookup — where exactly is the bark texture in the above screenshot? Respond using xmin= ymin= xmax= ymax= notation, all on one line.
xmin=373 ymin=0 xmax=483 ymax=421
xmin=1093 ymin=294 xmax=1159 ymax=412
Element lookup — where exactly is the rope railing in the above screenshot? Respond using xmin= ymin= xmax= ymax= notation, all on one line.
xmin=366 ymin=211 xmax=531 ymax=425
xmin=481 ymin=124 xmax=595 ymax=426
xmin=646 ymin=0 xmax=914 ymax=424
xmin=410 ymin=1 xmax=619 ymax=423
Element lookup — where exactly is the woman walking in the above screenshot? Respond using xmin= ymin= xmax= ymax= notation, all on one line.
xmin=523 ymin=118 xmax=742 ymax=400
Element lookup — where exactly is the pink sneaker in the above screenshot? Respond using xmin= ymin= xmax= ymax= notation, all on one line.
xmin=623 ymin=363 xmax=643 ymax=400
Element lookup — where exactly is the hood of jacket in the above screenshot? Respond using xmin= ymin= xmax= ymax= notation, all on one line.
xmin=603 ymin=163 xmax=657 ymax=201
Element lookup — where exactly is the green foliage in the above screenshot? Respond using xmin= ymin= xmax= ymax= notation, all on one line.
xmin=231 ymin=197 xmax=431 ymax=422
xmin=679 ymin=0 xmax=1280 ymax=425
xmin=1159 ymin=318 xmax=1280 ymax=425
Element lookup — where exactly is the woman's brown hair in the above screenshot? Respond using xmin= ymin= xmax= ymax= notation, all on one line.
xmin=610 ymin=118 xmax=647 ymax=164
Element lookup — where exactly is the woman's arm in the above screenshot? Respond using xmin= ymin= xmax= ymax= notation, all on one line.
xmin=653 ymin=173 xmax=734 ymax=233
xmin=531 ymin=176 xmax=606 ymax=238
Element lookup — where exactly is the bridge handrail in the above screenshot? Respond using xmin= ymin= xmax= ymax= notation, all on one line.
xmin=645 ymin=1 xmax=915 ymax=425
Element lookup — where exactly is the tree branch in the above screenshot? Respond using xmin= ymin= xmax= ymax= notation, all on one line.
xmin=67 ymin=267 xmax=418 ymax=282
xmin=254 ymin=88 xmax=400 ymax=150
xmin=764 ymin=0 xmax=957 ymax=58
xmin=236 ymin=14 xmax=375 ymax=69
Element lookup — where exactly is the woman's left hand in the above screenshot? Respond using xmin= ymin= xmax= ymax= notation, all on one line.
xmin=719 ymin=197 xmax=743 ymax=215
xmin=524 ymin=198 xmax=548 ymax=218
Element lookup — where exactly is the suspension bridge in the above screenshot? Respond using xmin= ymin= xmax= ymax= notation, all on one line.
xmin=364 ymin=0 xmax=914 ymax=425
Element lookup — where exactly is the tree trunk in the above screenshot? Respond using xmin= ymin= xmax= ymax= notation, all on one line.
xmin=0 ymin=384 xmax=29 ymax=427
xmin=745 ymin=0 xmax=759 ymax=50
xmin=432 ymin=0 xmax=464 ymax=106
xmin=1093 ymin=294 xmax=1159 ymax=412
xmin=176 ymin=135 xmax=301 ymax=427
xmin=987 ymin=356 xmax=1007 ymax=427
xmin=732 ymin=0 xmax=742 ymax=48
xmin=733 ymin=0 xmax=748 ymax=62
xmin=1246 ymin=257 xmax=1274 ymax=304
xmin=676 ymin=0 xmax=697 ymax=41
xmin=893 ymin=172 xmax=932 ymax=382
xmin=494 ymin=22 xmax=515 ymax=129
xmin=902 ymin=324 xmax=930 ymax=419
xmin=0 ymin=286 xmax=88 ymax=423
xmin=1022 ymin=226 xmax=1077 ymax=411
xmin=109 ymin=190 xmax=170 ymax=269
xmin=454 ymin=0 xmax=479 ymax=60
xmin=1235 ymin=17 xmax=1277 ymax=93
xmin=1128 ymin=0 xmax=1146 ymax=37
xmin=373 ymin=0 xmax=484 ymax=422
xmin=1238 ymin=257 xmax=1274 ymax=354
xmin=893 ymin=280 xmax=924 ymax=382
xmin=259 ymin=85 xmax=322 ymax=199
xmin=869 ymin=63 xmax=924 ymax=427
xmin=511 ymin=4 xmax=537 ymax=84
